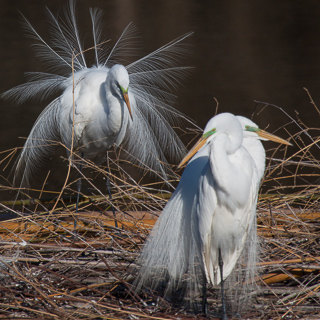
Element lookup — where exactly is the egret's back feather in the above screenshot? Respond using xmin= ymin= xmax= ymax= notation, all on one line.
xmin=2 ymin=0 xmax=196 ymax=187
xmin=135 ymin=113 xmax=263 ymax=313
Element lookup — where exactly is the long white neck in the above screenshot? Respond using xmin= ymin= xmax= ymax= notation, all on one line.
xmin=103 ymin=72 xmax=125 ymax=136
xmin=242 ymin=138 xmax=266 ymax=183
xmin=208 ymin=123 xmax=252 ymax=210
xmin=209 ymin=132 xmax=242 ymax=182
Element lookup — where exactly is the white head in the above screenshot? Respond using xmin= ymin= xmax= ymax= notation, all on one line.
xmin=109 ymin=64 xmax=132 ymax=120
xmin=110 ymin=64 xmax=129 ymax=88
xmin=178 ymin=113 xmax=292 ymax=168
xmin=178 ymin=113 xmax=243 ymax=167
xmin=236 ymin=115 xmax=292 ymax=144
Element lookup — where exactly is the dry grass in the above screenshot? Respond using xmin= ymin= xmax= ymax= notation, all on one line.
xmin=0 ymin=98 xmax=320 ymax=319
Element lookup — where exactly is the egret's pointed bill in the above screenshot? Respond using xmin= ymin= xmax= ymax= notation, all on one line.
xmin=178 ymin=126 xmax=292 ymax=169
xmin=120 ymin=86 xmax=133 ymax=120
xmin=245 ymin=126 xmax=292 ymax=146
xmin=178 ymin=128 xmax=216 ymax=168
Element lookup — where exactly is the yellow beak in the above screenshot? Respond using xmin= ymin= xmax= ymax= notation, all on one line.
xmin=256 ymin=129 xmax=292 ymax=146
xmin=122 ymin=91 xmax=133 ymax=120
xmin=178 ymin=128 xmax=292 ymax=169
xmin=178 ymin=136 xmax=210 ymax=169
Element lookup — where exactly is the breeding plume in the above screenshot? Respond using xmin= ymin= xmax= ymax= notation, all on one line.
xmin=135 ymin=113 xmax=291 ymax=318
xmin=2 ymin=1 xmax=194 ymax=189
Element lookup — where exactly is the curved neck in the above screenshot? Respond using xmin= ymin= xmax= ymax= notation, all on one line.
xmin=103 ymin=74 xmax=125 ymax=136
xmin=210 ymin=133 xmax=240 ymax=170
xmin=242 ymin=138 xmax=266 ymax=182
xmin=212 ymin=121 xmax=243 ymax=154
xmin=208 ymin=118 xmax=243 ymax=179
xmin=208 ymin=128 xmax=253 ymax=210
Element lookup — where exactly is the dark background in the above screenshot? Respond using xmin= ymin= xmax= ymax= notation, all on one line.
xmin=1 ymin=0 xmax=320 ymax=187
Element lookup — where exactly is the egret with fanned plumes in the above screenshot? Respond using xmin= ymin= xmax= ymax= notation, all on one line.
xmin=2 ymin=1 xmax=194 ymax=217
xmin=135 ymin=112 xmax=291 ymax=319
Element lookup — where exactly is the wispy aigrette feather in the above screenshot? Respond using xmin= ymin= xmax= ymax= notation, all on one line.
xmin=135 ymin=114 xmax=290 ymax=315
xmin=2 ymin=0 xmax=196 ymax=188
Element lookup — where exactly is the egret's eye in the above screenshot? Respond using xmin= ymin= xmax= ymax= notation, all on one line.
xmin=119 ymin=85 xmax=128 ymax=94
xmin=202 ymin=128 xmax=216 ymax=139
xmin=245 ymin=125 xmax=260 ymax=133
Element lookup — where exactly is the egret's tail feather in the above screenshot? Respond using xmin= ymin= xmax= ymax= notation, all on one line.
xmin=13 ymin=99 xmax=61 ymax=188
xmin=104 ymin=22 xmax=141 ymax=68
xmin=122 ymin=93 xmax=187 ymax=180
xmin=3 ymin=0 xmax=196 ymax=187
xmin=89 ymin=7 xmax=105 ymax=66
xmin=127 ymin=31 xmax=195 ymax=126
xmin=127 ymin=31 xmax=194 ymax=73
xmin=134 ymin=178 xmax=205 ymax=309
xmin=135 ymin=190 xmax=190 ymax=287
xmin=134 ymin=150 xmax=259 ymax=312
xmin=1 ymin=73 xmax=67 ymax=105
xmin=225 ymin=216 xmax=259 ymax=314
xmin=123 ymin=31 xmax=195 ymax=178
xmin=42 ymin=1 xmax=86 ymax=72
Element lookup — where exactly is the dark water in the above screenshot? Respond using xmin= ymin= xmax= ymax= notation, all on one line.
xmin=1 ymin=0 xmax=320 ymax=188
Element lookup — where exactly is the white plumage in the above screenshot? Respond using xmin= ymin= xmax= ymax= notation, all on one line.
xmin=58 ymin=65 xmax=131 ymax=163
xmin=135 ymin=112 xmax=291 ymax=315
xmin=2 ymin=1 xmax=194 ymax=187
xmin=197 ymin=115 xmax=258 ymax=286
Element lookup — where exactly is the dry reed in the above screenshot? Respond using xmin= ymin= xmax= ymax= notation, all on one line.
xmin=0 ymin=95 xmax=320 ymax=319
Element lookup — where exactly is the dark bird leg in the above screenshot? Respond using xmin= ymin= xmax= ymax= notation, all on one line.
xmin=219 ymin=248 xmax=228 ymax=320
xmin=106 ymin=152 xmax=118 ymax=228
xmin=74 ymin=152 xmax=84 ymax=229
xmin=201 ymin=269 xmax=208 ymax=315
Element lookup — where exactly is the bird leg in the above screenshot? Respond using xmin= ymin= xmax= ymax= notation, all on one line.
xmin=74 ymin=153 xmax=84 ymax=230
xmin=106 ymin=152 xmax=118 ymax=228
xmin=201 ymin=269 xmax=208 ymax=315
xmin=218 ymin=247 xmax=228 ymax=320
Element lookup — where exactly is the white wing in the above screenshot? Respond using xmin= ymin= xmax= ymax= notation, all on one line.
xmin=12 ymin=99 xmax=61 ymax=187
xmin=136 ymin=145 xmax=210 ymax=292
xmin=197 ymin=145 xmax=259 ymax=285
xmin=2 ymin=2 xmax=196 ymax=186
xmin=121 ymin=32 xmax=195 ymax=180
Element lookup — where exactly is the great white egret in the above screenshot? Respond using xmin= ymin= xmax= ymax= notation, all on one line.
xmin=2 ymin=1 xmax=194 ymax=203
xmin=135 ymin=113 xmax=291 ymax=318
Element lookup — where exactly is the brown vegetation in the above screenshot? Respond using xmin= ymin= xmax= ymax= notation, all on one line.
xmin=0 ymin=96 xmax=320 ymax=319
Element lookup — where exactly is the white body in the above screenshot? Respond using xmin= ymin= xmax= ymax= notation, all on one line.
xmin=3 ymin=2 xmax=195 ymax=187
xmin=197 ymin=118 xmax=259 ymax=284
xmin=136 ymin=113 xmax=266 ymax=300
xmin=59 ymin=67 xmax=131 ymax=163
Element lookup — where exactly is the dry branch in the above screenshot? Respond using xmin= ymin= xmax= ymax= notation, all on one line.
xmin=1 ymin=96 xmax=320 ymax=319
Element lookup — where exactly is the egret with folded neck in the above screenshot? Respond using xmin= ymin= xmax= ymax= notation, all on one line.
xmin=135 ymin=112 xmax=291 ymax=318
xmin=2 ymin=1 xmax=194 ymax=223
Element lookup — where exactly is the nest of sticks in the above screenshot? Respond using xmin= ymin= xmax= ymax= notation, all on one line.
xmin=0 ymin=97 xmax=320 ymax=319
